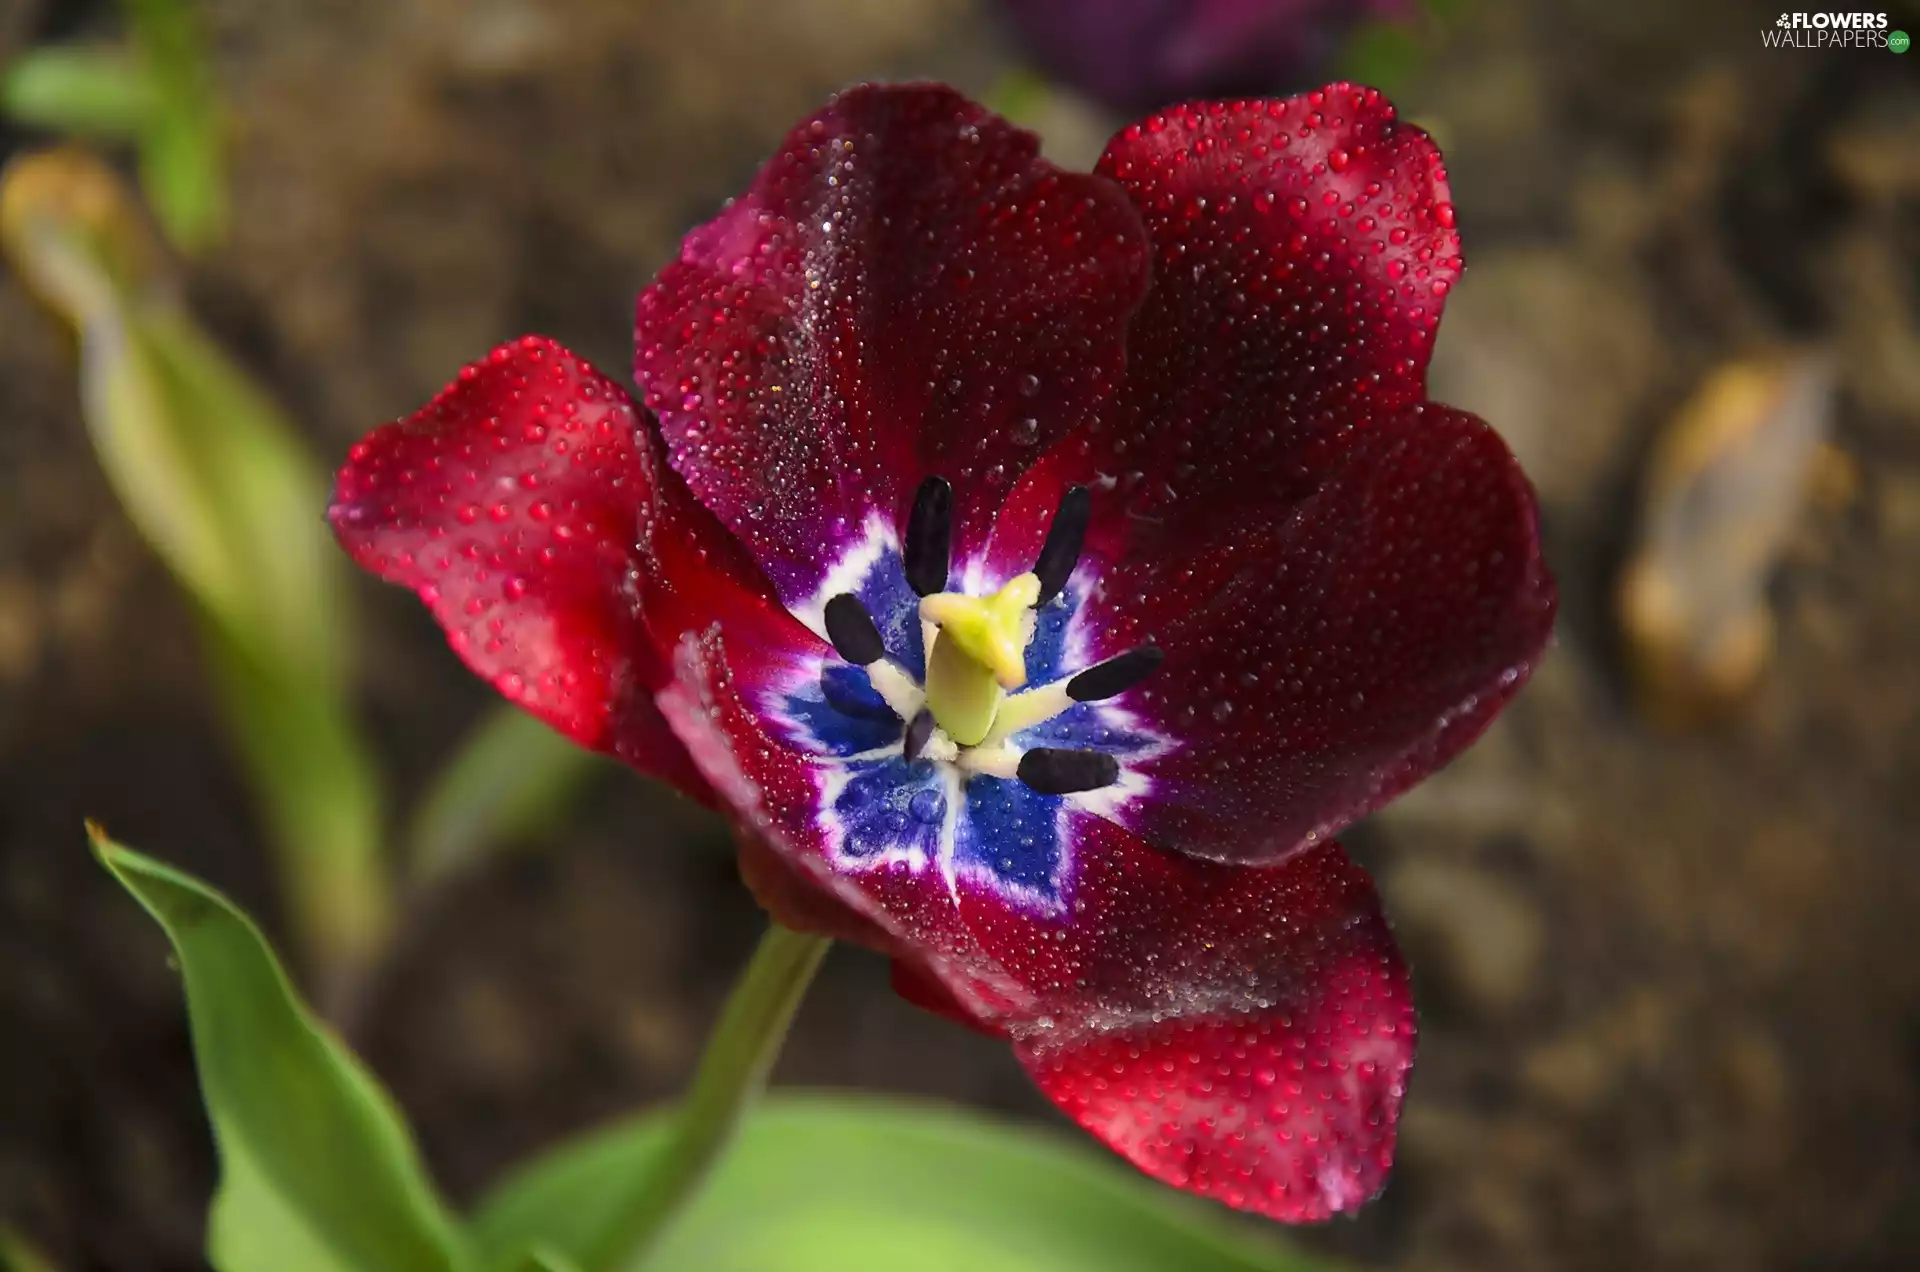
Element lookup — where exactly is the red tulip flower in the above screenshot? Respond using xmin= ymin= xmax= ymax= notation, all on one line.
xmin=330 ymin=83 xmax=1554 ymax=1222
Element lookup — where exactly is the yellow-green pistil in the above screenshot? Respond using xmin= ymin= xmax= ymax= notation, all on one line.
xmin=918 ymin=571 xmax=1040 ymax=746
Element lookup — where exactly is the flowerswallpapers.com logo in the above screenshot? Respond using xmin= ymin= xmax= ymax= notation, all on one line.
xmin=1763 ymin=12 xmax=1908 ymax=49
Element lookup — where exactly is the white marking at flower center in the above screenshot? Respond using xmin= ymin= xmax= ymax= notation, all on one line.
xmin=768 ymin=513 xmax=1177 ymax=913
xmin=865 ymin=660 xmax=925 ymax=722
xmin=787 ymin=509 xmax=897 ymax=642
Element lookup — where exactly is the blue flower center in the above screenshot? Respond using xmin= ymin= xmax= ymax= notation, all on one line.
xmin=765 ymin=485 xmax=1167 ymax=912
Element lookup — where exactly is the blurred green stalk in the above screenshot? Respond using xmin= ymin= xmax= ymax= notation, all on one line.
xmin=120 ymin=0 xmax=224 ymax=251
xmin=1 ymin=150 xmax=389 ymax=991
xmin=0 ymin=1227 xmax=61 ymax=1272
xmin=405 ymin=707 xmax=605 ymax=892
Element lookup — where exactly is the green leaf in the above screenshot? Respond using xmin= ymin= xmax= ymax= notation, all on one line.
xmin=405 ymin=707 xmax=604 ymax=888
xmin=471 ymin=1094 xmax=1330 ymax=1272
xmin=200 ymin=617 xmax=389 ymax=983
xmin=3 ymin=164 xmax=347 ymax=685
xmin=121 ymin=0 xmax=225 ymax=251
xmin=0 ymin=47 xmax=159 ymax=137
xmin=139 ymin=101 xmax=223 ymax=251
xmin=982 ymin=69 xmax=1054 ymax=131
xmin=91 ymin=832 xmax=466 ymax=1272
xmin=501 ymin=1253 xmax=580 ymax=1272
xmin=0 ymin=1227 xmax=61 ymax=1272
xmin=127 ymin=308 xmax=353 ymax=686
xmin=4 ymin=154 xmax=390 ymax=975
xmin=1335 ymin=22 xmax=1427 ymax=93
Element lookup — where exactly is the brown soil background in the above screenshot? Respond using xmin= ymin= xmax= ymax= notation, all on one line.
xmin=3 ymin=0 xmax=1918 ymax=1269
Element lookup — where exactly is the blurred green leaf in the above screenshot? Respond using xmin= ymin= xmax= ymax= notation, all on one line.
xmin=502 ymin=1254 xmax=580 ymax=1272
xmin=129 ymin=308 xmax=353 ymax=685
xmin=3 ymin=0 xmax=226 ymax=251
xmin=1335 ymin=22 xmax=1427 ymax=93
xmin=2 ymin=154 xmax=345 ymax=680
xmin=4 ymin=153 xmax=389 ymax=976
xmin=983 ymin=69 xmax=1054 ymax=131
xmin=91 ymin=831 xmax=467 ymax=1272
xmin=0 ymin=47 xmax=158 ymax=138
xmin=406 ymin=707 xmax=605 ymax=888
xmin=0 ymin=1227 xmax=61 ymax=1272
xmin=201 ymin=618 xmax=388 ymax=989
xmin=471 ymin=1095 xmax=1329 ymax=1272
xmin=122 ymin=0 xmax=224 ymax=250
xmin=139 ymin=98 xmax=222 ymax=251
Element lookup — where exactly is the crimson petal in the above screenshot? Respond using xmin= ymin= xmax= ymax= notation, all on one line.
xmin=633 ymin=83 xmax=1151 ymax=609
xmin=655 ymin=627 xmax=1034 ymax=1022
xmin=1089 ymin=402 xmax=1554 ymax=863
xmin=1000 ymin=820 xmax=1414 ymax=1223
xmin=657 ymin=627 xmax=1413 ymax=1222
xmin=1092 ymin=86 xmax=1461 ymax=535
xmin=329 ymin=336 xmax=805 ymax=800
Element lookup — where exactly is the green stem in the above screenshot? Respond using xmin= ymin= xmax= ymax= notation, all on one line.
xmin=590 ymin=922 xmax=831 ymax=1271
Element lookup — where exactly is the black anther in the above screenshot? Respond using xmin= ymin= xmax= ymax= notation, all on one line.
xmin=824 ymin=594 xmax=885 ymax=666
xmin=1017 ymin=747 xmax=1120 ymax=795
xmin=1033 ymin=485 xmax=1091 ymax=606
xmin=1066 ymin=646 xmax=1164 ymax=702
xmin=903 ymin=476 xmax=953 ymax=597
xmin=903 ymin=709 xmax=936 ymax=761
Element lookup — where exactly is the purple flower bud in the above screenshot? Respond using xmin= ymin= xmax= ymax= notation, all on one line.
xmin=998 ymin=0 xmax=1411 ymax=111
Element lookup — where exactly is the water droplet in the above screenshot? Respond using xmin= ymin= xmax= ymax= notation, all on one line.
xmin=909 ymin=788 xmax=945 ymax=824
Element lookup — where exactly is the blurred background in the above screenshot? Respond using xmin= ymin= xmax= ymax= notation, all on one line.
xmin=1 ymin=0 xmax=1917 ymax=1269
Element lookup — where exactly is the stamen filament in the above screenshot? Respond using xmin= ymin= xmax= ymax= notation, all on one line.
xmin=978 ymin=681 xmax=1073 ymax=748
xmin=903 ymin=709 xmax=936 ymax=761
xmin=956 ymin=742 xmax=1021 ymax=780
xmin=866 ymin=660 xmax=926 ymax=723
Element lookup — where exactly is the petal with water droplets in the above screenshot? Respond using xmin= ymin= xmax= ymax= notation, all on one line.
xmin=329 ymin=336 xmax=811 ymax=798
xmin=1083 ymin=402 xmax=1556 ymax=864
xmin=633 ymin=83 xmax=1150 ymax=607
xmin=1004 ymin=821 xmax=1415 ymax=1223
xmin=1092 ymin=86 xmax=1464 ymax=535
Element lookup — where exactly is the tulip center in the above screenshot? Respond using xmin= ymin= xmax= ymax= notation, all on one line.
xmin=812 ymin=478 xmax=1164 ymax=799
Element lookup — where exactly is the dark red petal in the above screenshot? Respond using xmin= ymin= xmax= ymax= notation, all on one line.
xmin=977 ymin=440 xmax=1131 ymax=587
xmin=329 ymin=336 xmax=803 ymax=800
xmin=735 ymin=831 xmax=898 ymax=950
xmin=1092 ymin=86 xmax=1461 ymax=534
xmin=657 ymin=626 xmax=1412 ymax=1220
xmin=1089 ymin=403 xmax=1554 ymax=864
xmin=1009 ymin=826 xmax=1413 ymax=1222
xmin=634 ymin=83 xmax=1150 ymax=606
xmin=889 ymin=959 xmax=1009 ymax=1038
xmin=654 ymin=626 xmax=1034 ymax=1023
